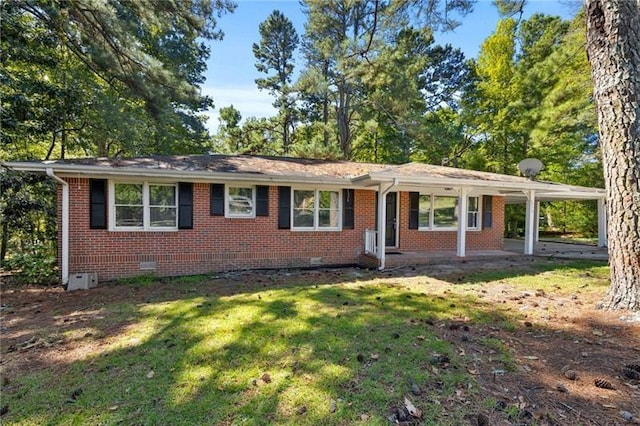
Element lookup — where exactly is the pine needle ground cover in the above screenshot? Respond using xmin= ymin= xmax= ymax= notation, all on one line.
xmin=1 ymin=258 xmax=638 ymax=425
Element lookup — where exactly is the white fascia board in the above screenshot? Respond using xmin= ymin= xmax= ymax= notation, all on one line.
xmin=2 ymin=162 xmax=357 ymax=187
xmin=531 ymin=191 xmax=606 ymax=200
xmin=358 ymin=173 xmax=605 ymax=197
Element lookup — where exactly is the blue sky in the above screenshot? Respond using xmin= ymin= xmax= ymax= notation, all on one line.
xmin=202 ymin=0 xmax=580 ymax=131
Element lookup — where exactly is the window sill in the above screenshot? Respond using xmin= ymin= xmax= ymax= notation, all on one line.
xmin=417 ymin=228 xmax=481 ymax=232
xmin=111 ymin=228 xmax=179 ymax=232
xmin=291 ymin=228 xmax=342 ymax=232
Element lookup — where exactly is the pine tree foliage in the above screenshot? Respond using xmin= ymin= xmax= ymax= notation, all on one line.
xmin=1 ymin=0 xmax=234 ymax=160
xmin=253 ymin=10 xmax=300 ymax=152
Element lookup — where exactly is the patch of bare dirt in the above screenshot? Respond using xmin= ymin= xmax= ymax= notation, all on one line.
xmin=1 ymin=259 xmax=638 ymax=425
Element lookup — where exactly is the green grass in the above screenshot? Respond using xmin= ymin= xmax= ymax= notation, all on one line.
xmin=1 ymin=260 xmax=609 ymax=425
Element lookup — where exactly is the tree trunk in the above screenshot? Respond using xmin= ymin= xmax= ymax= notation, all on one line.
xmin=0 ymin=221 xmax=8 ymax=266
xmin=322 ymin=61 xmax=330 ymax=148
xmin=337 ymin=83 xmax=351 ymax=159
xmin=585 ymin=0 xmax=640 ymax=310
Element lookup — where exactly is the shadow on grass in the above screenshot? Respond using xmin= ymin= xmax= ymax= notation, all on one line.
xmin=1 ymin=259 xmax=632 ymax=425
xmin=1 ymin=273 xmax=515 ymax=425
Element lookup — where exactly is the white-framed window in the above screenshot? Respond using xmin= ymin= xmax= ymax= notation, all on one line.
xmin=226 ymin=185 xmax=255 ymax=218
xmin=418 ymin=195 xmax=431 ymax=228
xmin=433 ymin=196 xmax=458 ymax=229
xmin=111 ymin=182 xmax=177 ymax=230
xmin=292 ymin=188 xmax=341 ymax=230
xmin=467 ymin=196 xmax=480 ymax=229
xmin=418 ymin=194 xmax=480 ymax=230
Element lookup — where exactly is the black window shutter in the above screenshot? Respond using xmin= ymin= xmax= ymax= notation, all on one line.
xmin=89 ymin=179 xmax=107 ymax=229
xmin=375 ymin=192 xmax=379 ymax=229
xmin=178 ymin=182 xmax=193 ymax=229
xmin=210 ymin=184 xmax=224 ymax=216
xmin=278 ymin=186 xmax=291 ymax=229
xmin=482 ymin=195 xmax=493 ymax=229
xmin=256 ymin=185 xmax=269 ymax=217
xmin=342 ymin=189 xmax=355 ymax=229
xmin=409 ymin=192 xmax=419 ymax=229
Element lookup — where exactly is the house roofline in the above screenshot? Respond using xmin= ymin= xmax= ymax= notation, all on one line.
xmin=1 ymin=162 xmax=356 ymax=187
xmin=2 ymin=160 xmax=606 ymax=200
xmin=353 ymin=174 xmax=606 ymax=200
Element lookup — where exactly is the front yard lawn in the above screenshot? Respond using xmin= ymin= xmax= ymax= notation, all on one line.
xmin=1 ymin=258 xmax=638 ymax=425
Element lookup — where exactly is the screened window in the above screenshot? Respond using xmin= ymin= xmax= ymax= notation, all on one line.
xmin=114 ymin=183 xmax=143 ymax=227
xmin=149 ymin=185 xmax=177 ymax=227
xmin=113 ymin=183 xmax=177 ymax=230
xmin=293 ymin=189 xmax=340 ymax=230
xmin=226 ymin=186 xmax=255 ymax=217
xmin=418 ymin=195 xmax=431 ymax=228
xmin=467 ymin=196 xmax=480 ymax=229
xmin=418 ymin=194 xmax=480 ymax=230
xmin=433 ymin=196 xmax=458 ymax=228
xmin=318 ymin=190 xmax=340 ymax=228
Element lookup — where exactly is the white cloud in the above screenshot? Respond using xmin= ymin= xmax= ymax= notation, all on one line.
xmin=202 ymin=85 xmax=277 ymax=132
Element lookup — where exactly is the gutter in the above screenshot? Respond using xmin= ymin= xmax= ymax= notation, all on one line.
xmin=46 ymin=168 xmax=69 ymax=285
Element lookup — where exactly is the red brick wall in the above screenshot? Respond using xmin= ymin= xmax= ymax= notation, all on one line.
xmin=63 ymin=179 xmax=379 ymax=281
xmin=58 ymin=179 xmax=504 ymax=281
xmin=396 ymin=192 xmax=505 ymax=252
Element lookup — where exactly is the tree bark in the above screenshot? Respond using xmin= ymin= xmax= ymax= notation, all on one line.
xmin=0 ymin=222 xmax=8 ymax=266
xmin=585 ymin=0 xmax=640 ymax=310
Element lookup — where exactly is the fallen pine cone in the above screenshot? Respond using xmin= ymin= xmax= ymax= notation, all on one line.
xmin=261 ymin=373 xmax=271 ymax=383
xmin=622 ymin=366 xmax=640 ymax=380
xmin=624 ymin=363 xmax=640 ymax=373
xmin=594 ymin=378 xmax=615 ymax=390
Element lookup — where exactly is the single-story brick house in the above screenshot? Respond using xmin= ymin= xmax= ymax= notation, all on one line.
xmin=3 ymin=155 xmax=607 ymax=284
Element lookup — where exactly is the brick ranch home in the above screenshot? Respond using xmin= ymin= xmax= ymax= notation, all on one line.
xmin=3 ymin=155 xmax=607 ymax=284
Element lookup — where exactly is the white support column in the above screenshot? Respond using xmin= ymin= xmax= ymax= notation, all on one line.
xmin=377 ymin=183 xmax=387 ymax=269
xmin=457 ymin=187 xmax=469 ymax=257
xmin=597 ymin=198 xmax=608 ymax=247
xmin=524 ymin=190 xmax=536 ymax=255
xmin=534 ymin=201 xmax=541 ymax=242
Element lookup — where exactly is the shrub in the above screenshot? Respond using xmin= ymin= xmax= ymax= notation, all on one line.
xmin=5 ymin=252 xmax=57 ymax=285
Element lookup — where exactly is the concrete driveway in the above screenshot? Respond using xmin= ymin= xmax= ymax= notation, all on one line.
xmin=504 ymin=239 xmax=609 ymax=261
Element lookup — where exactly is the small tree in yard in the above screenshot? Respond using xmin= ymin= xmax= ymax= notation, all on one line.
xmin=0 ymin=168 xmax=57 ymax=284
xmin=585 ymin=0 xmax=640 ymax=310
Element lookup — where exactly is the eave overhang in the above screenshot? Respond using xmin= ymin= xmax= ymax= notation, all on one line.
xmin=3 ymin=160 xmax=606 ymax=202
xmin=354 ymin=173 xmax=606 ymax=201
xmin=2 ymin=161 xmax=355 ymax=187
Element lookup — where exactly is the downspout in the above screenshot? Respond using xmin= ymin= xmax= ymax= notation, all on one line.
xmin=46 ymin=168 xmax=69 ymax=285
xmin=377 ymin=178 xmax=399 ymax=271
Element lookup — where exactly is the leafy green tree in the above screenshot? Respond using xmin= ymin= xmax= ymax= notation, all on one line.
xmin=460 ymin=9 xmax=604 ymax=238
xmin=0 ymin=168 xmax=56 ymax=267
xmin=300 ymin=0 xmax=378 ymax=158
xmin=464 ymin=18 xmax=519 ymax=173
xmin=299 ymin=1 xmax=473 ymax=161
xmin=253 ymin=10 xmax=300 ymax=152
xmin=354 ymin=26 xmax=472 ymax=164
xmin=1 ymin=0 xmax=234 ymax=160
xmin=19 ymin=0 xmax=233 ymax=118
xmin=354 ymin=27 xmax=431 ymax=163
xmin=212 ymin=105 xmax=243 ymax=153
